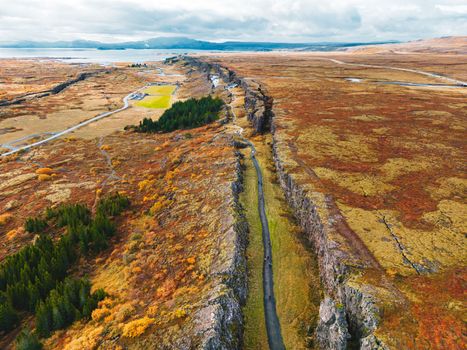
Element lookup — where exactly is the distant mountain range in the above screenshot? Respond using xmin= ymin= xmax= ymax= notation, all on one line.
xmin=0 ymin=37 xmax=398 ymax=51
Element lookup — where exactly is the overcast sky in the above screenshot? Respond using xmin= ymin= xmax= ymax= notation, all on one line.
xmin=1 ymin=0 xmax=466 ymax=43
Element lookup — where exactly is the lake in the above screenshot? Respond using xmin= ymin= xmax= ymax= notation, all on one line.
xmin=0 ymin=48 xmax=207 ymax=64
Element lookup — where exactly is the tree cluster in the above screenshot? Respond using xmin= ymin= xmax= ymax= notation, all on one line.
xmin=15 ymin=328 xmax=43 ymax=350
xmin=135 ymin=95 xmax=224 ymax=133
xmin=0 ymin=234 xmax=75 ymax=322
xmin=0 ymin=194 xmax=129 ymax=339
xmin=24 ymin=218 xmax=48 ymax=234
xmin=35 ymin=278 xmax=105 ymax=338
xmin=96 ymin=192 xmax=131 ymax=217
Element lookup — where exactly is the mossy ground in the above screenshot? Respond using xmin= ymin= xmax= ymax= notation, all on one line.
xmin=211 ymin=52 xmax=467 ymax=349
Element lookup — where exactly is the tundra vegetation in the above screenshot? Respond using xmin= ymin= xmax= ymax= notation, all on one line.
xmin=0 ymin=63 xmax=236 ymax=348
xmin=208 ymin=50 xmax=467 ymax=349
xmin=0 ymin=194 xmax=129 ymax=346
xmin=2 ymin=42 xmax=464 ymax=350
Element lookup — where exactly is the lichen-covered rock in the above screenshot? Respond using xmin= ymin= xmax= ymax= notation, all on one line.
xmin=360 ymin=335 xmax=390 ymax=350
xmin=193 ymin=150 xmax=248 ymax=349
xmin=316 ymin=297 xmax=350 ymax=350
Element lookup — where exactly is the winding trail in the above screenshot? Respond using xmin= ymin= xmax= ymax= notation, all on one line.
xmin=0 ymin=84 xmax=150 ymax=157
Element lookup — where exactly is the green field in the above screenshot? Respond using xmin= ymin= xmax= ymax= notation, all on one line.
xmin=135 ymin=95 xmax=171 ymax=109
xmin=143 ymin=85 xmax=176 ymax=95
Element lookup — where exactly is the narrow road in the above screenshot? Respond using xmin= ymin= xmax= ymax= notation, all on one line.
xmin=0 ymin=84 xmax=150 ymax=157
xmin=246 ymin=140 xmax=286 ymax=350
xmin=326 ymin=58 xmax=467 ymax=86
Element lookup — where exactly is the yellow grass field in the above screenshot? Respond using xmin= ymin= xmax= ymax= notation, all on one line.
xmin=135 ymin=95 xmax=171 ymax=109
xmin=143 ymin=85 xmax=176 ymax=95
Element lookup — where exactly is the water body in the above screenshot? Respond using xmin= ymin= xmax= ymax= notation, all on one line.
xmin=0 ymin=48 xmax=207 ymax=64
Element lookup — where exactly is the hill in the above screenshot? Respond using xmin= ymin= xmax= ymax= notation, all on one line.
xmin=0 ymin=36 xmax=395 ymax=52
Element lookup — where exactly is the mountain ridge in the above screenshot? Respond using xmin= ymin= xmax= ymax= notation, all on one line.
xmin=0 ymin=36 xmax=398 ymax=51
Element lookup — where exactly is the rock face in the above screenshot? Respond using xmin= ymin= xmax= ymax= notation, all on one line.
xmin=196 ymin=151 xmax=249 ymax=349
xmin=316 ymin=297 xmax=350 ymax=350
xmin=180 ymin=56 xmax=389 ymax=349
xmin=271 ymin=121 xmax=387 ymax=350
xmin=181 ymin=56 xmax=273 ymax=134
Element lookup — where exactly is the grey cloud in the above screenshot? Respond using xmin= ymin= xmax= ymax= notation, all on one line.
xmin=0 ymin=0 xmax=466 ymax=42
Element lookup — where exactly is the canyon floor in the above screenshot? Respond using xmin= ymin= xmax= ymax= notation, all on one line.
xmin=0 ymin=38 xmax=466 ymax=350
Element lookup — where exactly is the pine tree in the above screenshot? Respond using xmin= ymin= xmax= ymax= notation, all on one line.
xmin=0 ymin=301 xmax=19 ymax=332
xmin=28 ymin=282 xmax=40 ymax=311
xmin=15 ymin=328 xmax=43 ymax=350
xmin=35 ymin=302 xmax=51 ymax=338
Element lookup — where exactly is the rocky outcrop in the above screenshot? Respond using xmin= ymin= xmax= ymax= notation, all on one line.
xmin=194 ymin=150 xmax=248 ymax=349
xmin=0 ymin=70 xmax=108 ymax=107
xmin=179 ymin=56 xmax=273 ymax=134
xmin=316 ymin=297 xmax=350 ymax=350
xmin=180 ymin=56 xmax=388 ymax=349
xmin=272 ymin=130 xmax=387 ymax=349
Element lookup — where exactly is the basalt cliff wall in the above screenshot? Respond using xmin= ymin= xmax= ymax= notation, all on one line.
xmin=179 ymin=55 xmax=389 ymax=350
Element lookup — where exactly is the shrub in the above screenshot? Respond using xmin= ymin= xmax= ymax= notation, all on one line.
xmin=0 ymin=213 xmax=12 ymax=226
xmin=122 ymin=317 xmax=155 ymax=338
xmin=37 ymin=174 xmax=52 ymax=181
xmin=35 ymin=168 xmax=54 ymax=175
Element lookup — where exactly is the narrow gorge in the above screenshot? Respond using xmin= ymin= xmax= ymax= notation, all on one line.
xmin=179 ymin=55 xmax=391 ymax=350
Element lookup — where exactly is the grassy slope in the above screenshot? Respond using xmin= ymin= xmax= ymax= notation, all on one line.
xmin=242 ymin=135 xmax=322 ymax=349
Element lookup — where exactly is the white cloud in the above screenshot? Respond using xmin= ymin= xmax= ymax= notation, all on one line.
xmin=0 ymin=0 xmax=466 ymax=42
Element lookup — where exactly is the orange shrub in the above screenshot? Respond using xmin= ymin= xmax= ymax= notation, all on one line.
xmin=122 ymin=317 xmax=155 ymax=338
xmin=38 ymin=174 xmax=52 ymax=181
xmin=91 ymin=307 xmax=111 ymax=322
xmin=0 ymin=213 xmax=12 ymax=226
xmin=6 ymin=229 xmax=18 ymax=240
xmin=35 ymin=167 xmax=54 ymax=175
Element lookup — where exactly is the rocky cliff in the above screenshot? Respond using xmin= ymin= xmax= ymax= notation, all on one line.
xmin=180 ymin=56 xmax=389 ymax=349
xmin=179 ymin=56 xmax=273 ymax=133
